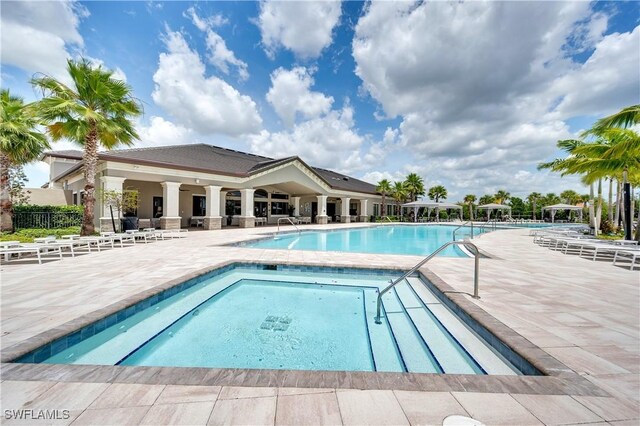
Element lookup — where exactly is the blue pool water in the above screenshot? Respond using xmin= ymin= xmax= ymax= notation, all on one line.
xmin=30 ymin=265 xmax=523 ymax=375
xmin=242 ymin=225 xmax=485 ymax=256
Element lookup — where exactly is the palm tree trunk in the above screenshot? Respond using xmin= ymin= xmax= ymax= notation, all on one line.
xmin=589 ymin=183 xmax=596 ymax=235
xmin=608 ymin=178 xmax=613 ymax=222
xmin=614 ymin=180 xmax=621 ymax=229
xmin=532 ymin=201 xmax=536 ymax=220
xmin=0 ymin=152 xmax=13 ymax=232
xmin=469 ymin=203 xmax=473 ymax=221
xmin=595 ymin=179 xmax=603 ymax=235
xmin=82 ymin=127 xmax=98 ymax=236
xmin=381 ymin=194 xmax=386 ymax=218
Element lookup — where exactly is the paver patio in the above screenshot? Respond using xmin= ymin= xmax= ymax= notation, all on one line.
xmin=1 ymin=224 xmax=638 ymax=424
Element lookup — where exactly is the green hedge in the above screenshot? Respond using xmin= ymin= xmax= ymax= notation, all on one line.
xmin=0 ymin=227 xmax=82 ymax=243
xmin=14 ymin=205 xmax=83 ymax=213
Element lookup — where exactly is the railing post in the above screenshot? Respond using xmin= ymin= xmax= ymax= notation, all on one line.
xmin=473 ymin=248 xmax=480 ymax=299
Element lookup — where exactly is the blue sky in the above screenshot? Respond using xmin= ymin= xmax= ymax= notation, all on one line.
xmin=2 ymin=1 xmax=639 ymax=201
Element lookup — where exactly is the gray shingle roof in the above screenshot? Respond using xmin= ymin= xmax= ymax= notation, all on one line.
xmin=44 ymin=144 xmax=378 ymax=195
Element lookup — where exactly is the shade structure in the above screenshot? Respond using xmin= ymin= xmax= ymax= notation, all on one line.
xmin=477 ymin=203 xmax=511 ymax=219
xmin=542 ymin=203 xmax=583 ymax=223
xmin=401 ymin=200 xmax=462 ymax=222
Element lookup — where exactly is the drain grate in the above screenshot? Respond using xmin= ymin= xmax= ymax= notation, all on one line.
xmin=260 ymin=315 xmax=292 ymax=331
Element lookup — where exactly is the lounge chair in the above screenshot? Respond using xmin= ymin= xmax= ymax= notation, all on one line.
xmin=0 ymin=244 xmax=63 ymax=264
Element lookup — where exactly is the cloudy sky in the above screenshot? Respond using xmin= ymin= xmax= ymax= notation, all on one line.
xmin=2 ymin=1 xmax=638 ymax=201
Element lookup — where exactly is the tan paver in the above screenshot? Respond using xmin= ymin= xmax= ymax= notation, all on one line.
xmin=88 ymin=383 xmax=165 ymax=409
xmin=394 ymin=390 xmax=469 ymax=425
xmin=141 ymin=401 xmax=215 ymax=425
xmin=335 ymin=389 xmax=409 ymax=425
xmin=71 ymin=406 xmax=150 ymax=425
xmin=511 ymin=394 xmax=604 ymax=425
xmin=276 ymin=391 xmax=342 ymax=425
xmin=0 ymin=380 xmax=56 ymax=410
xmin=572 ymin=395 xmax=640 ymax=422
xmin=155 ymin=385 xmax=221 ymax=404
xmin=218 ymin=386 xmax=278 ymax=400
xmin=452 ymin=392 xmax=543 ymax=425
xmin=208 ymin=395 xmax=276 ymax=426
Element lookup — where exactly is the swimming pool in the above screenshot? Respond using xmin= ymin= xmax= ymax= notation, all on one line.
xmin=241 ymin=225 xmax=486 ymax=256
xmin=18 ymin=264 xmax=527 ymax=375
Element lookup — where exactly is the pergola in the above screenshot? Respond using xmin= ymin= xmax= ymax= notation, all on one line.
xmin=477 ymin=203 xmax=512 ymax=219
xmin=402 ymin=200 xmax=463 ymax=222
xmin=542 ymin=203 xmax=583 ymax=223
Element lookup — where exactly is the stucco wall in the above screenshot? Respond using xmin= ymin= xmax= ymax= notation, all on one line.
xmin=23 ymin=188 xmax=72 ymax=206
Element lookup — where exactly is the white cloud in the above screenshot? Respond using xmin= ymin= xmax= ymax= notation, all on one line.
xmin=256 ymin=0 xmax=342 ymax=59
xmin=136 ymin=116 xmax=197 ymax=147
xmin=266 ymin=67 xmax=334 ymax=127
xmin=0 ymin=0 xmax=87 ymax=81
xmin=185 ymin=7 xmax=248 ymax=81
xmin=249 ymin=104 xmax=372 ymax=173
xmin=151 ymin=29 xmax=262 ymax=137
xmin=352 ymin=1 xmax=634 ymax=198
xmin=551 ymin=26 xmax=640 ymax=119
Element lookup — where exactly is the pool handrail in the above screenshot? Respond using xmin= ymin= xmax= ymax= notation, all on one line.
xmin=277 ymin=217 xmax=301 ymax=234
xmin=374 ymin=241 xmax=480 ymax=324
xmin=452 ymin=221 xmax=474 ymax=240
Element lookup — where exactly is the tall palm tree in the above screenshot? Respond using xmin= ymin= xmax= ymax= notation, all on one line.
xmin=391 ymin=181 xmax=407 ymax=216
xmin=427 ymin=185 xmax=447 ymax=202
xmin=527 ymin=192 xmax=541 ymax=220
xmin=592 ymin=104 xmax=640 ymax=131
xmin=0 ymin=90 xmax=50 ymax=232
xmin=494 ymin=190 xmax=510 ymax=204
xmin=403 ymin=173 xmax=425 ymax=202
xmin=463 ymin=194 xmax=476 ymax=220
xmin=560 ymin=190 xmax=580 ymax=205
xmin=376 ymin=179 xmax=392 ymax=218
xmin=32 ymin=59 xmax=142 ymax=236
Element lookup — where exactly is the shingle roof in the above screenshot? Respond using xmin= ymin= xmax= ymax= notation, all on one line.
xmin=44 ymin=144 xmax=378 ymax=195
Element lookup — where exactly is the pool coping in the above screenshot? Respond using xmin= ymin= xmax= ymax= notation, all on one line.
xmin=0 ymin=259 xmax=607 ymax=397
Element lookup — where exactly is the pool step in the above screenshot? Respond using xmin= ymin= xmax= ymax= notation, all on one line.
xmin=381 ymin=289 xmax=441 ymax=373
xmin=405 ymin=277 xmax=519 ymax=375
xmin=363 ymin=290 xmax=405 ymax=373
xmin=395 ymin=281 xmax=481 ymax=374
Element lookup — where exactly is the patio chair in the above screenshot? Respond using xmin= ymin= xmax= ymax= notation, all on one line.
xmin=0 ymin=244 xmax=63 ymax=264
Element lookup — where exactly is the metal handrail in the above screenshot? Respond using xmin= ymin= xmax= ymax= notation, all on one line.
xmin=479 ymin=218 xmax=499 ymax=232
xmin=381 ymin=216 xmax=393 ymax=222
xmin=374 ymin=241 xmax=480 ymax=324
xmin=453 ymin=221 xmax=474 ymax=240
xmin=277 ymin=217 xmax=301 ymax=233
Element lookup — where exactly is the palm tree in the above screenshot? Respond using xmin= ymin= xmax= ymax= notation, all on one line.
xmin=494 ymin=190 xmax=510 ymax=204
xmin=0 ymin=90 xmax=50 ymax=232
xmin=592 ymin=104 xmax=640 ymax=131
xmin=463 ymin=194 xmax=476 ymax=220
xmin=560 ymin=190 xmax=580 ymax=205
xmin=32 ymin=59 xmax=142 ymax=236
xmin=391 ymin=181 xmax=407 ymax=216
xmin=403 ymin=173 xmax=425 ymax=202
xmin=527 ymin=192 xmax=542 ymax=220
xmin=427 ymin=185 xmax=447 ymax=202
xmin=376 ymin=179 xmax=392 ymax=218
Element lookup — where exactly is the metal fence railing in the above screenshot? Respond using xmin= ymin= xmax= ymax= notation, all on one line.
xmin=14 ymin=211 xmax=83 ymax=230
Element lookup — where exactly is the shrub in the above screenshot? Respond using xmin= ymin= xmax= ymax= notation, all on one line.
xmin=0 ymin=227 xmax=82 ymax=243
xmin=14 ymin=205 xmax=83 ymax=213
xmin=600 ymin=219 xmax=615 ymax=234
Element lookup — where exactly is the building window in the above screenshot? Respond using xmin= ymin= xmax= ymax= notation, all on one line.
xmin=153 ymin=197 xmax=163 ymax=218
xmin=271 ymin=193 xmax=289 ymax=200
xmin=373 ymin=203 xmax=380 ymax=216
xmin=73 ymin=192 xmax=78 ymax=205
xmin=271 ymin=201 xmax=288 ymax=215
xmin=192 ymin=195 xmax=206 ymax=216
xmin=350 ymin=202 xmax=358 ymax=216
xmin=226 ymin=200 xmax=241 ymax=216
xmin=254 ymin=189 xmax=268 ymax=199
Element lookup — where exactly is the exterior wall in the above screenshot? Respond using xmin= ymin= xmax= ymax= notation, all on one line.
xmin=23 ymin=188 xmax=73 ymax=206
xmin=48 ymin=158 xmax=81 ymax=188
xmin=123 ymin=180 xmax=163 ymax=219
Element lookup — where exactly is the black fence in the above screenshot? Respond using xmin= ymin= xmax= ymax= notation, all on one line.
xmin=14 ymin=211 xmax=83 ymax=230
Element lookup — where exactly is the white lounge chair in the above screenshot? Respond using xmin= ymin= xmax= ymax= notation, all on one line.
xmin=0 ymin=244 xmax=63 ymax=264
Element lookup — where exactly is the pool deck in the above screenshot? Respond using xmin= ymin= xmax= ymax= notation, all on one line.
xmin=1 ymin=223 xmax=638 ymax=425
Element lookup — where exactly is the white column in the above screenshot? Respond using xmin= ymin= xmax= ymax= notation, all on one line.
xmin=100 ymin=176 xmax=127 ymax=218
xmin=292 ymin=196 xmax=301 ymax=216
xmin=161 ymin=182 xmax=181 ymax=218
xmin=204 ymin=185 xmax=222 ymax=217
xmin=240 ymin=189 xmax=255 ymax=217
xmin=220 ymin=191 xmax=228 ymax=218
xmin=341 ymin=197 xmax=351 ymax=223
xmin=160 ymin=181 xmax=182 ymax=230
xmin=316 ymin=195 xmax=328 ymax=224
xmin=360 ymin=199 xmax=369 ymax=222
